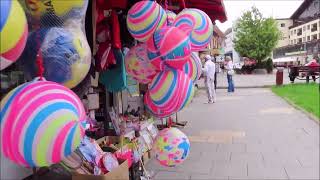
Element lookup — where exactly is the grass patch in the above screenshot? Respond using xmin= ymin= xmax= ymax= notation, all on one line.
xmin=271 ymin=83 xmax=320 ymax=120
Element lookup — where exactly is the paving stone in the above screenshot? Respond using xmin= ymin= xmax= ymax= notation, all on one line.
xmin=176 ymin=157 xmax=214 ymax=174
xmin=154 ymin=171 xmax=190 ymax=180
xmin=201 ymin=152 xmax=231 ymax=162
xmin=190 ymin=173 xmax=228 ymax=180
xmin=248 ymin=165 xmax=288 ymax=179
xmin=212 ymin=162 xmax=247 ymax=178
xmin=285 ymin=166 xmax=320 ymax=180
xmin=246 ymin=143 xmax=277 ymax=153
xmin=217 ymin=144 xmax=246 ymax=153
xmin=261 ymin=152 xmax=302 ymax=168
xmin=230 ymin=152 xmax=264 ymax=166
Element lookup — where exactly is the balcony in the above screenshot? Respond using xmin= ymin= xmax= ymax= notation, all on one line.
xmin=311 ymin=26 xmax=317 ymax=32
xmin=297 ymin=31 xmax=302 ymax=36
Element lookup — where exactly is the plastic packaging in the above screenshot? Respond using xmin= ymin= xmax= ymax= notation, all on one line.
xmin=18 ymin=0 xmax=91 ymax=89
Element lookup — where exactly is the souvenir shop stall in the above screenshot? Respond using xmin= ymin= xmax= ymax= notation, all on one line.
xmin=0 ymin=0 xmax=226 ymax=179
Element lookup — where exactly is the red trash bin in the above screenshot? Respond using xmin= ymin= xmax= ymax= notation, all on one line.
xmin=276 ymin=68 xmax=283 ymax=85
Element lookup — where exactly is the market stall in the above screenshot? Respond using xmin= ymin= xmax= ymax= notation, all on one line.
xmin=0 ymin=0 xmax=226 ymax=179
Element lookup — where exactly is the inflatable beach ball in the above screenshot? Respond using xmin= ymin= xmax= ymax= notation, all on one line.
xmin=154 ymin=127 xmax=190 ymax=167
xmin=183 ymin=53 xmax=202 ymax=81
xmin=0 ymin=80 xmax=86 ymax=167
xmin=19 ymin=27 xmax=91 ymax=89
xmin=174 ymin=8 xmax=213 ymax=51
xmin=147 ymin=27 xmax=191 ymax=71
xmin=144 ymin=69 xmax=194 ymax=118
xmin=20 ymin=0 xmax=88 ymax=26
xmin=125 ymin=43 xmax=158 ymax=84
xmin=127 ymin=0 xmax=167 ymax=42
xmin=0 ymin=0 xmax=28 ymax=70
xmin=166 ymin=10 xmax=176 ymax=26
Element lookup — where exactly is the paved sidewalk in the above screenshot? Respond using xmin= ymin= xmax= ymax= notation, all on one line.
xmin=198 ymin=69 xmax=292 ymax=88
xmin=146 ymin=88 xmax=320 ymax=180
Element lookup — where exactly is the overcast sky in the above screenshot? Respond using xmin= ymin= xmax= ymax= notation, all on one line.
xmin=216 ymin=0 xmax=304 ymax=32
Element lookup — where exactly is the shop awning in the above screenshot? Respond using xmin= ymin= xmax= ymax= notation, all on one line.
xmin=167 ymin=0 xmax=227 ymax=23
xmin=273 ymin=57 xmax=297 ymax=63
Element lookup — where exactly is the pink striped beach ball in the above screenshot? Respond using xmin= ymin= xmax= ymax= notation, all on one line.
xmin=127 ymin=1 xmax=167 ymax=42
xmin=144 ymin=68 xmax=194 ymax=118
xmin=147 ymin=27 xmax=191 ymax=71
xmin=0 ymin=80 xmax=86 ymax=167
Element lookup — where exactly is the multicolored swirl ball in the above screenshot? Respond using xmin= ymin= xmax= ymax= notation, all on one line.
xmin=20 ymin=0 xmax=88 ymax=26
xmin=182 ymin=53 xmax=202 ymax=81
xmin=127 ymin=1 xmax=167 ymax=42
xmin=125 ymin=43 xmax=158 ymax=84
xmin=19 ymin=27 xmax=91 ymax=89
xmin=166 ymin=10 xmax=176 ymax=26
xmin=0 ymin=0 xmax=28 ymax=70
xmin=144 ymin=68 xmax=194 ymax=118
xmin=174 ymin=8 xmax=213 ymax=51
xmin=147 ymin=27 xmax=191 ymax=71
xmin=0 ymin=80 xmax=86 ymax=167
xmin=154 ymin=127 xmax=190 ymax=167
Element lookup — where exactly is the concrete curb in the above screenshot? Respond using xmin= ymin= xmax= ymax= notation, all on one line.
xmin=271 ymin=92 xmax=320 ymax=124
xmin=199 ymin=85 xmax=273 ymax=90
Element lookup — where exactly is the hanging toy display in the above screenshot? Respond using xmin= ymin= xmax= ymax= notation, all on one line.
xmin=0 ymin=79 xmax=86 ymax=167
xmin=144 ymin=68 xmax=194 ymax=118
xmin=154 ymin=127 xmax=190 ymax=167
xmin=0 ymin=0 xmax=28 ymax=70
xmin=19 ymin=27 xmax=91 ymax=89
xmin=182 ymin=52 xmax=202 ymax=82
xmin=20 ymin=0 xmax=88 ymax=27
xmin=147 ymin=26 xmax=191 ymax=71
xmin=125 ymin=43 xmax=158 ymax=84
xmin=174 ymin=8 xmax=214 ymax=51
xmin=166 ymin=10 xmax=177 ymax=26
xmin=127 ymin=0 xmax=167 ymax=42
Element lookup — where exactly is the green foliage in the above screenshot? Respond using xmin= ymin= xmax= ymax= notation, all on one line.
xmin=265 ymin=58 xmax=273 ymax=73
xmin=234 ymin=7 xmax=281 ymax=62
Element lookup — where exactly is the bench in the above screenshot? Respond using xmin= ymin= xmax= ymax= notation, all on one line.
xmin=289 ymin=65 xmax=320 ymax=83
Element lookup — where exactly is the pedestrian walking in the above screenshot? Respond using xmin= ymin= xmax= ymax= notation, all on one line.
xmin=225 ymin=56 xmax=235 ymax=92
xmin=202 ymin=55 xmax=216 ymax=103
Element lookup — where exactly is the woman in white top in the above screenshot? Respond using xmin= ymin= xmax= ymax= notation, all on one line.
xmin=225 ymin=56 xmax=235 ymax=92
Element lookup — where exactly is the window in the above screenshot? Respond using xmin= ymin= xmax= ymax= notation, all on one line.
xmin=297 ymin=28 xmax=302 ymax=36
xmin=291 ymin=40 xmax=293 ymax=44
xmin=307 ymin=25 xmax=310 ymax=30
xmin=291 ymin=31 xmax=293 ymax=35
xmin=281 ymin=23 xmax=285 ymax=27
xmin=307 ymin=36 xmax=310 ymax=41
xmin=312 ymin=34 xmax=318 ymax=40
xmin=311 ymin=23 xmax=318 ymax=32
xmin=298 ymin=38 xmax=302 ymax=43
xmin=294 ymin=30 xmax=296 ymax=34
xmin=294 ymin=39 xmax=296 ymax=44
xmin=303 ymin=37 xmax=306 ymax=42
xmin=303 ymin=26 xmax=306 ymax=31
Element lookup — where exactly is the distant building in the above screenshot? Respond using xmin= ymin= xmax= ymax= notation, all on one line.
xmin=224 ymin=27 xmax=241 ymax=64
xmin=273 ymin=0 xmax=320 ymax=64
xmin=200 ymin=25 xmax=226 ymax=62
xmin=275 ymin=18 xmax=293 ymax=48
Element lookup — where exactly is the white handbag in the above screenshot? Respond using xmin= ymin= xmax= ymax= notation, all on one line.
xmin=227 ymin=70 xmax=235 ymax=75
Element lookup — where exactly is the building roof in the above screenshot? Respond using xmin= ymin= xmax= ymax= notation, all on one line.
xmin=224 ymin=28 xmax=232 ymax=35
xmin=168 ymin=0 xmax=227 ymax=23
xmin=214 ymin=25 xmax=224 ymax=37
xmin=290 ymin=0 xmax=314 ymax=19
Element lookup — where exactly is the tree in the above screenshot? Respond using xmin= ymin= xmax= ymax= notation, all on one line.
xmin=234 ymin=7 xmax=281 ymax=65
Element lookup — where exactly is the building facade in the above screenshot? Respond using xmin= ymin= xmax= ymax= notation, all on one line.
xmin=275 ymin=19 xmax=293 ymax=47
xmin=273 ymin=0 xmax=320 ymax=64
xmin=224 ymin=28 xmax=241 ymax=64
